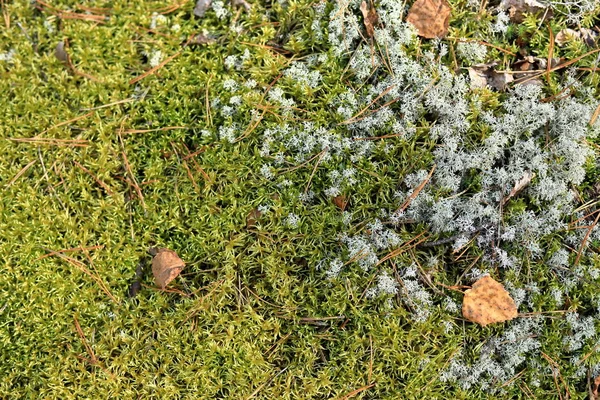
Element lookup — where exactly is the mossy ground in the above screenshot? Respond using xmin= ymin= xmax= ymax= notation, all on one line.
xmin=1 ymin=0 xmax=600 ymax=398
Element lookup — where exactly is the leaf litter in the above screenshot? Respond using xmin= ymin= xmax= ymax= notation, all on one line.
xmin=462 ymin=276 xmax=518 ymax=326
xmin=406 ymin=0 xmax=451 ymax=39
xmin=150 ymin=248 xmax=186 ymax=289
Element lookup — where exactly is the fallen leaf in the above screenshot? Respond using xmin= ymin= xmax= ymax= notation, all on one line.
xmin=462 ymin=276 xmax=518 ymax=326
xmin=55 ymin=41 xmax=69 ymax=63
xmin=555 ymin=28 xmax=580 ymax=46
xmin=360 ymin=1 xmax=379 ymax=38
xmin=592 ymin=375 xmax=600 ymax=400
xmin=151 ymin=248 xmax=185 ymax=289
xmin=467 ymin=62 xmax=514 ymax=91
xmin=500 ymin=0 xmax=551 ymax=23
xmin=246 ymin=208 xmax=262 ymax=228
xmin=193 ymin=0 xmax=212 ymax=17
xmin=406 ymin=0 xmax=451 ymax=39
xmin=502 ymin=171 xmax=534 ymax=205
xmin=333 ymin=195 xmax=349 ymax=211
xmin=184 ymin=33 xmax=217 ymax=46
xmin=580 ymin=28 xmax=597 ymax=47
xmin=231 ymin=0 xmax=251 ymax=11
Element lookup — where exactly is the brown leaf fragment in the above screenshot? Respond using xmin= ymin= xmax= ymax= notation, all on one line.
xmin=555 ymin=28 xmax=580 ymax=47
xmin=246 ymin=208 xmax=262 ymax=228
xmin=462 ymin=276 xmax=518 ymax=326
xmin=360 ymin=1 xmax=379 ymax=38
xmin=467 ymin=62 xmax=514 ymax=91
xmin=406 ymin=0 xmax=451 ymax=39
xmin=151 ymin=248 xmax=185 ymax=289
xmin=592 ymin=375 xmax=600 ymax=400
xmin=184 ymin=33 xmax=217 ymax=46
xmin=231 ymin=0 xmax=251 ymax=11
xmin=502 ymin=171 xmax=534 ymax=205
xmin=501 ymin=0 xmax=551 ymax=23
xmin=580 ymin=28 xmax=597 ymax=47
xmin=55 ymin=41 xmax=69 ymax=63
xmin=333 ymin=195 xmax=349 ymax=211
xmin=193 ymin=0 xmax=212 ymax=17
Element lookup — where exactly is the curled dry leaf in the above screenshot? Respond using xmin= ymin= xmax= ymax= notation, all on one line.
xmin=592 ymin=375 xmax=600 ymax=400
xmin=333 ymin=195 xmax=349 ymax=211
xmin=246 ymin=208 xmax=262 ymax=228
xmin=500 ymin=0 xmax=551 ymax=23
xmin=406 ymin=0 xmax=451 ymax=39
xmin=502 ymin=170 xmax=534 ymax=205
xmin=55 ymin=41 xmax=69 ymax=63
xmin=555 ymin=29 xmax=580 ymax=46
xmin=193 ymin=0 xmax=212 ymax=17
xmin=360 ymin=1 xmax=379 ymax=38
xmin=151 ymin=248 xmax=185 ymax=289
xmin=462 ymin=276 xmax=518 ymax=327
xmin=467 ymin=62 xmax=514 ymax=91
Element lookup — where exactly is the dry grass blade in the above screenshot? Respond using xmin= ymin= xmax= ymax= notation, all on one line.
xmin=574 ymin=208 xmax=600 ymax=265
xmin=129 ymin=51 xmax=181 ymax=85
xmin=35 ymin=244 xmax=104 ymax=261
xmin=396 ymin=164 xmax=436 ymax=213
xmin=7 ymin=137 xmax=90 ymax=147
xmin=73 ymin=161 xmax=114 ymax=196
xmin=337 ymin=383 xmax=376 ymax=400
xmin=5 ymin=160 xmax=36 ymax=189
xmin=73 ymin=315 xmax=97 ymax=364
xmin=44 ymin=248 xmax=118 ymax=304
xmin=36 ymin=111 xmax=93 ymax=138
xmin=547 ymin=25 xmax=554 ymax=84
xmin=245 ymin=367 xmax=289 ymax=400
xmin=340 ymin=85 xmax=396 ymax=125
xmin=589 ymin=103 xmax=600 ymax=126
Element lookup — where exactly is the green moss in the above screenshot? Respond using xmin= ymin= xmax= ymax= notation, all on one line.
xmin=1 ymin=0 xmax=600 ymax=398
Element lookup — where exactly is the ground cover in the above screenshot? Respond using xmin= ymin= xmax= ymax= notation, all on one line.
xmin=2 ymin=0 xmax=600 ymax=398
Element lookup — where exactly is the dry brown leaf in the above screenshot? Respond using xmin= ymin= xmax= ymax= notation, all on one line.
xmin=462 ymin=276 xmax=518 ymax=326
xmin=151 ymin=248 xmax=185 ymax=289
xmin=555 ymin=28 xmax=580 ymax=47
xmin=592 ymin=375 xmax=600 ymax=400
xmin=503 ymin=171 xmax=534 ymax=205
xmin=246 ymin=208 xmax=262 ymax=228
xmin=333 ymin=195 xmax=349 ymax=211
xmin=55 ymin=41 xmax=69 ymax=63
xmin=193 ymin=0 xmax=212 ymax=17
xmin=501 ymin=0 xmax=551 ymax=23
xmin=360 ymin=1 xmax=379 ymax=38
xmin=406 ymin=0 xmax=451 ymax=39
xmin=467 ymin=62 xmax=514 ymax=91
